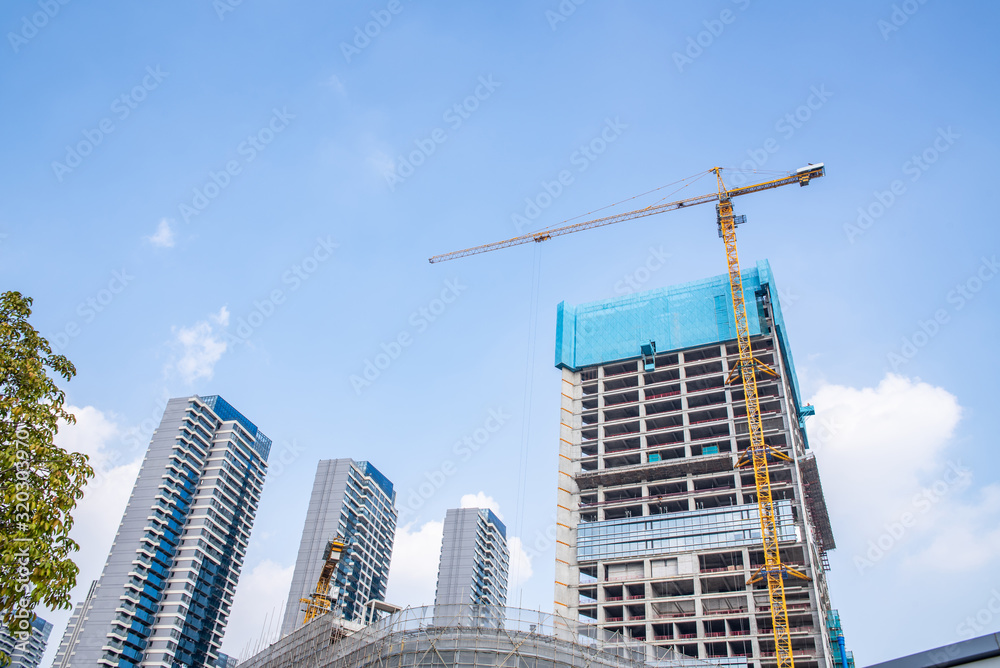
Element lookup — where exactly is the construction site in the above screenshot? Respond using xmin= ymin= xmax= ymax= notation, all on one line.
xmin=38 ymin=163 xmax=854 ymax=668
xmin=550 ymin=261 xmax=842 ymax=667
xmin=424 ymin=165 xmax=849 ymax=668
xmin=16 ymin=4 xmax=991 ymax=667
xmin=237 ymin=605 xmax=720 ymax=668
xmin=232 ymin=165 xmax=854 ymax=668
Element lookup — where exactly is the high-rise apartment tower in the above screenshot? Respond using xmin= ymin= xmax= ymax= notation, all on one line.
xmin=57 ymin=395 xmax=270 ymax=668
xmin=214 ymin=652 xmax=238 ymax=668
xmin=434 ymin=507 xmax=510 ymax=608
xmin=553 ymin=261 xmax=843 ymax=668
xmin=281 ymin=459 xmax=397 ymax=634
xmin=1 ymin=615 xmax=52 ymax=668
xmin=52 ymin=580 xmax=97 ymax=668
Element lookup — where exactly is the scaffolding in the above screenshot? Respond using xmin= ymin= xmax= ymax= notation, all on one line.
xmin=825 ymin=611 xmax=853 ymax=668
xmin=798 ymin=455 xmax=836 ymax=569
xmin=239 ymin=605 xmax=725 ymax=668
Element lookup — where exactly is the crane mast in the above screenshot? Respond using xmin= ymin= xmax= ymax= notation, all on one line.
xmin=430 ymin=163 xmax=825 ymax=668
xmin=715 ymin=169 xmax=797 ymax=667
xmin=300 ymin=537 xmax=345 ymax=624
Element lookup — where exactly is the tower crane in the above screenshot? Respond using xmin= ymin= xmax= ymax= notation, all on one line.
xmin=429 ymin=163 xmax=825 ymax=668
xmin=300 ymin=537 xmax=346 ymax=624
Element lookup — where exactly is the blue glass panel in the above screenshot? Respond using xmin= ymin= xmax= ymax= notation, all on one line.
xmin=199 ymin=394 xmax=271 ymax=461
xmin=577 ymin=500 xmax=796 ymax=562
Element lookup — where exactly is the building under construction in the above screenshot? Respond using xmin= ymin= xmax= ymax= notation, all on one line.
xmin=553 ymin=261 xmax=849 ymax=668
xmin=239 ymin=604 xmax=719 ymax=668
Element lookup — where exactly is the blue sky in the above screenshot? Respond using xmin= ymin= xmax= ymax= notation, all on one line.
xmin=3 ymin=1 xmax=999 ymax=665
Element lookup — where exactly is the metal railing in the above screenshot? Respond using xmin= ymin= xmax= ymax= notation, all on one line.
xmin=240 ymin=605 xmax=724 ymax=668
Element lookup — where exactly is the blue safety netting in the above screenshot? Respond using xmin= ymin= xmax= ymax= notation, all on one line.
xmin=554 ymin=260 xmax=806 ymax=428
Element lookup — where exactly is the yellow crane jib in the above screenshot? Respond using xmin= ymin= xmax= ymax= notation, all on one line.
xmin=300 ymin=537 xmax=346 ymax=624
xmin=430 ymin=163 xmax=826 ymax=668
xmin=427 ymin=164 xmax=825 ymax=265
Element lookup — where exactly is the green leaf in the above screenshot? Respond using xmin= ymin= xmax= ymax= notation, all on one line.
xmin=0 ymin=292 xmax=93 ymax=627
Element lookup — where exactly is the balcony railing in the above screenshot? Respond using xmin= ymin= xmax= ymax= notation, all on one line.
xmin=703 ymin=608 xmax=749 ymax=616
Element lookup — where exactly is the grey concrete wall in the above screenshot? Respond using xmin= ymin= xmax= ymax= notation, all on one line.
xmin=281 ymin=459 xmax=351 ymax=635
xmin=63 ymin=397 xmax=191 ymax=668
xmin=434 ymin=509 xmax=480 ymax=606
xmin=434 ymin=508 xmax=509 ymax=609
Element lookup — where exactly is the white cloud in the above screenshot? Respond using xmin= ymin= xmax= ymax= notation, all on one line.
xmin=808 ymin=373 xmax=962 ymax=531
xmin=367 ymin=149 xmax=396 ymax=178
xmin=806 ymin=373 xmax=1000 ymax=576
xmin=167 ymin=307 xmax=229 ymax=384
xmin=221 ymin=559 xmax=294 ymax=661
xmin=900 ymin=484 xmax=1000 ymax=574
xmin=212 ymin=305 xmax=231 ymax=327
xmin=507 ymin=536 xmax=533 ymax=596
xmin=147 ymin=218 xmax=175 ymax=248
xmin=56 ymin=404 xmax=122 ymax=468
xmin=805 ymin=374 xmax=1000 ymax=660
xmin=55 ymin=406 xmax=142 ymax=579
xmin=386 ymin=520 xmax=443 ymax=608
xmin=460 ymin=492 xmax=504 ymax=520
xmin=324 ymin=74 xmax=346 ymax=96
xmin=387 ymin=495 xmax=534 ymax=609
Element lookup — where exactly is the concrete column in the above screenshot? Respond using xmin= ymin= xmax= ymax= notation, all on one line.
xmin=678 ymin=358 xmax=693 ymax=459
xmin=554 ymin=368 xmax=581 ymax=640
xmin=638 ymin=368 xmax=649 ymax=465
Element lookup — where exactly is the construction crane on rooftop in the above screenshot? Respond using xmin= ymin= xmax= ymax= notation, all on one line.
xmin=429 ymin=163 xmax=825 ymax=668
xmin=300 ymin=537 xmax=346 ymax=624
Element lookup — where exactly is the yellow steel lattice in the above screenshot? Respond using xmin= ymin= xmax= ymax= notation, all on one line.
xmin=430 ymin=163 xmax=826 ymax=668
xmin=301 ymin=538 xmax=345 ymax=624
xmin=715 ymin=168 xmax=793 ymax=668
